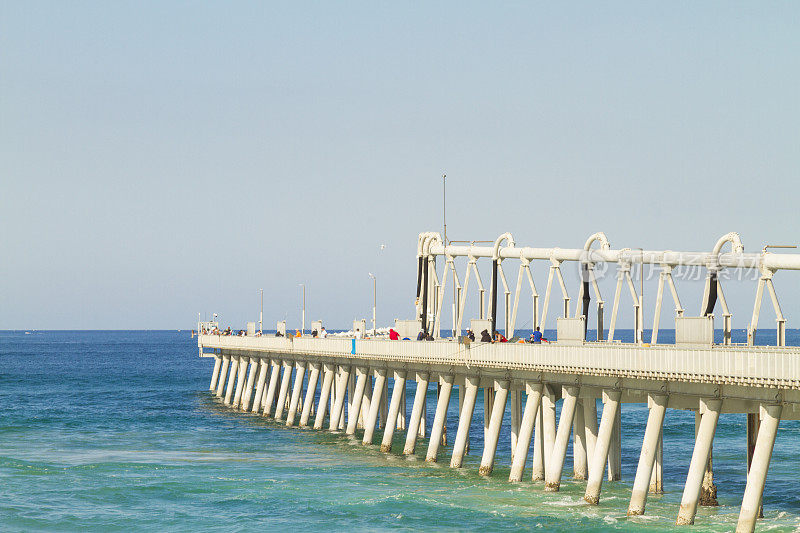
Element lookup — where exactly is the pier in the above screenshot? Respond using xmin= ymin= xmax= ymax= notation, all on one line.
xmin=198 ymin=231 xmax=800 ymax=532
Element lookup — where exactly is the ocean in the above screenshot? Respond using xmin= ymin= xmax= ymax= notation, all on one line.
xmin=1 ymin=329 xmax=799 ymax=532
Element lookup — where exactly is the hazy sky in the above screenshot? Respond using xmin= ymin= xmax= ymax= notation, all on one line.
xmin=2 ymin=2 xmax=799 ymax=331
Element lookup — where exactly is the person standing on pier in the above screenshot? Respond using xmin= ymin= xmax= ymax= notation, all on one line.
xmin=480 ymin=329 xmax=492 ymax=342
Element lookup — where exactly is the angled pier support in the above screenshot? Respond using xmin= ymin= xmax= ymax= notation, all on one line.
xmin=299 ymin=362 xmax=320 ymax=427
xmin=584 ymin=389 xmax=621 ymax=504
xmin=362 ymin=368 xmax=387 ymax=444
xmin=346 ymin=367 xmax=369 ymax=435
xmin=209 ymin=354 xmax=222 ymax=391
xmin=380 ymin=370 xmax=407 ymax=452
xmin=479 ymin=380 xmax=510 ymax=475
xmin=313 ymin=363 xmax=335 ymax=430
xmin=224 ymin=355 xmax=240 ymax=405
xmin=628 ymin=394 xmax=667 ymax=516
xmin=262 ymin=359 xmax=280 ymax=417
xmin=404 ymin=372 xmax=430 ymax=454
xmin=450 ymin=376 xmax=479 ymax=468
xmin=736 ymin=404 xmax=781 ymax=533
xmin=426 ymin=374 xmax=454 ymax=462
xmin=676 ymin=398 xmax=721 ymax=525
xmin=329 ymin=365 xmax=352 ymax=431
xmin=509 ymin=382 xmax=543 ymax=482
xmin=215 ymin=354 xmax=230 ymax=397
xmin=240 ymin=357 xmax=258 ymax=411
xmin=545 ymin=385 xmax=579 ymax=491
xmin=251 ymin=359 xmax=270 ymax=413
xmin=274 ymin=360 xmax=293 ymax=421
xmin=286 ymin=361 xmax=306 ymax=426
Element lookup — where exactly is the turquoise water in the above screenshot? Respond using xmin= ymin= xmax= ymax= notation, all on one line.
xmin=1 ymin=330 xmax=799 ymax=531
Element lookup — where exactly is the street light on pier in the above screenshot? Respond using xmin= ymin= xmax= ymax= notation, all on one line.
xmin=299 ymin=284 xmax=306 ymax=335
xmin=368 ymin=273 xmax=377 ymax=336
xmin=259 ymin=289 xmax=263 ymax=334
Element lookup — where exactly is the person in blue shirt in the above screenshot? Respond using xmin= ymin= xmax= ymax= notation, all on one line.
xmin=532 ymin=327 xmax=543 ymax=344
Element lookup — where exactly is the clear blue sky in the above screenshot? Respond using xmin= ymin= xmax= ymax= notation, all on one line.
xmin=2 ymin=2 xmax=799 ymax=331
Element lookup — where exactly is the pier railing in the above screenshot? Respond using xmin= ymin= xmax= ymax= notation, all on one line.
xmin=199 ymin=335 xmax=800 ymax=390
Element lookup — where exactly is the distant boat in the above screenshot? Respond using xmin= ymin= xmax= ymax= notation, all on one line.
xmin=24 ymin=331 xmax=31 ymax=335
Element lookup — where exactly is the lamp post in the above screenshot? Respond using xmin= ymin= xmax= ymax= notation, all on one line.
xmin=368 ymin=273 xmax=377 ymax=336
xmin=259 ymin=289 xmax=263 ymax=334
xmin=299 ymin=284 xmax=305 ymax=335
xmin=635 ymin=248 xmax=644 ymax=344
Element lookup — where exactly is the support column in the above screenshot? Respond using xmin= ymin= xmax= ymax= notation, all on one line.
xmin=363 ymin=368 xmax=387 ymax=444
xmin=313 ymin=363 xmax=335 ymax=430
xmin=736 ymin=404 xmax=781 ymax=533
xmin=215 ymin=354 xmax=230 ymax=397
xmin=262 ymin=359 xmax=280 ymax=417
xmin=694 ymin=412 xmax=719 ymax=507
xmin=545 ymin=386 xmax=579 ymax=491
xmin=676 ymin=399 xmax=721 ymax=525
xmin=628 ymin=394 xmax=667 ymax=516
xmin=510 ymin=389 xmax=521 ymax=460
xmin=608 ymin=401 xmax=621 ymax=481
xmin=240 ymin=357 xmax=258 ymax=411
xmin=329 ymin=365 xmax=352 ymax=431
xmin=584 ymin=389 xmax=621 ymax=504
xmin=573 ymin=399 xmax=588 ymax=480
xmin=426 ymin=374 xmax=454 ymax=462
xmin=286 ymin=361 xmax=307 ymax=426
xmin=649 ymin=433 xmax=663 ymax=494
xmin=209 ymin=354 xmax=222 ymax=391
xmin=484 ymin=386 xmax=494 ymax=441
xmin=584 ymin=395 xmax=598 ymax=466
xmin=542 ymin=386 xmax=557 ymax=480
xmin=299 ymin=362 xmax=320 ymax=427
xmin=345 ymin=367 xmax=369 ymax=435
xmin=380 ymin=370 xmax=407 ymax=452
xmin=532 ymin=401 xmax=545 ymax=481
xmin=232 ymin=356 xmax=248 ymax=408
xmin=478 ymin=380 xmax=510 ymax=476
xmin=509 ymin=382 xmax=543 ymax=482
xmin=273 ymin=360 xmax=293 ymax=421
xmin=746 ymin=412 xmax=762 ymax=518
xmin=251 ymin=359 xmax=269 ymax=413
xmin=224 ymin=355 xmax=240 ymax=405
xmin=458 ymin=382 xmax=470 ymax=453
xmin=403 ymin=372 xmax=430 ymax=455
xmin=451 ymin=376 xmax=479 ymax=468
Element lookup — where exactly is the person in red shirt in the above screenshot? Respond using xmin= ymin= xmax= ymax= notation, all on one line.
xmin=389 ymin=328 xmax=400 ymax=340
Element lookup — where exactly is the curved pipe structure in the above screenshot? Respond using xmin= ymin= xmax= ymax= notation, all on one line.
xmin=712 ymin=232 xmax=744 ymax=256
xmin=584 ymin=232 xmax=611 ymax=252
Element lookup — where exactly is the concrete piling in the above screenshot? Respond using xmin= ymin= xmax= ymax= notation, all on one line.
xmin=450 ymin=376 xmax=479 ymax=468
xmin=628 ymin=394 xmax=667 ymax=516
xmin=584 ymin=389 xmax=621 ymax=504
xmin=425 ymin=374 xmax=454 ymax=462
xmin=251 ymin=359 xmax=270 ymax=413
xmin=345 ymin=367 xmax=369 ymax=435
xmin=286 ymin=361 xmax=306 ymax=426
xmin=215 ymin=354 xmax=230 ymax=397
xmin=299 ymin=363 xmax=321 ymax=427
xmin=313 ymin=363 xmax=335 ymax=430
xmin=509 ymin=382 xmax=543 ymax=482
xmin=240 ymin=358 xmax=258 ymax=411
xmin=573 ymin=398 xmax=588 ymax=480
xmin=403 ymin=372 xmax=430 ymax=455
xmin=380 ymin=371 xmax=407 ymax=452
xmin=736 ymin=404 xmax=781 ymax=533
xmin=363 ymin=368 xmax=387 ymax=445
xmin=329 ymin=365 xmax=352 ymax=431
xmin=479 ymin=380 xmax=510 ymax=476
xmin=209 ymin=354 xmax=222 ymax=391
xmin=274 ymin=360 xmax=293 ymax=421
xmin=545 ymin=386 xmax=579 ymax=491
xmin=223 ymin=355 xmax=240 ymax=405
xmin=676 ymin=399 xmax=721 ymax=525
xmin=262 ymin=359 xmax=281 ymax=417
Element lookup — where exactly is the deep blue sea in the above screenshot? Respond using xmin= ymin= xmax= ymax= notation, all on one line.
xmin=2 ymin=330 xmax=799 ymax=532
